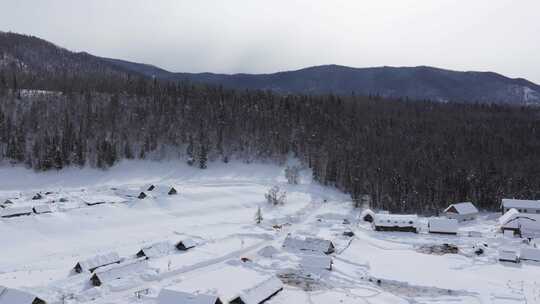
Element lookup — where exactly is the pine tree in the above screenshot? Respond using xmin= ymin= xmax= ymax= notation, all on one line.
xmin=124 ymin=141 xmax=134 ymax=159
xmin=285 ymin=165 xmax=300 ymax=184
xmin=53 ymin=147 xmax=63 ymax=170
xmin=0 ymin=71 xmax=6 ymax=96
xmin=255 ymin=207 xmax=263 ymax=224
xmin=186 ymin=135 xmax=194 ymax=166
xmin=198 ymin=143 xmax=208 ymax=169
xmin=12 ymin=72 xmax=20 ymax=99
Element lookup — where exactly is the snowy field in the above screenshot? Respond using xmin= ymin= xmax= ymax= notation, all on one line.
xmin=0 ymin=160 xmax=539 ymax=304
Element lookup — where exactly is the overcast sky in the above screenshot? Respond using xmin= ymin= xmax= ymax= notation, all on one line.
xmin=1 ymin=0 xmax=539 ymax=82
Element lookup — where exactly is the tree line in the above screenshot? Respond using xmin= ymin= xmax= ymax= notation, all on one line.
xmin=1 ymin=32 xmax=539 ymax=213
xmin=1 ymin=83 xmax=539 ymax=214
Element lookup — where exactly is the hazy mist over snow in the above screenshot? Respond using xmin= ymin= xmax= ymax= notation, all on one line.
xmin=0 ymin=0 xmax=539 ymax=82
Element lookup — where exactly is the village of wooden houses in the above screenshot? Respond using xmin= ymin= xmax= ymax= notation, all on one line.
xmin=0 ymin=162 xmax=539 ymax=304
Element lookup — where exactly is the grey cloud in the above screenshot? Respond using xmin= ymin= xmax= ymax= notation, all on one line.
xmin=1 ymin=0 xmax=539 ymax=83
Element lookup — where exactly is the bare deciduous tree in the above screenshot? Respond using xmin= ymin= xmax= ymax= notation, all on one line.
xmin=265 ymin=186 xmax=287 ymax=206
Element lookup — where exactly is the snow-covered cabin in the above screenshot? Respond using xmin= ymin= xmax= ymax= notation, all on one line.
xmin=343 ymin=230 xmax=354 ymax=237
xmin=162 ymin=265 xmax=278 ymax=303
xmin=282 ymin=236 xmax=335 ymax=255
xmin=428 ymin=218 xmax=458 ymax=235
xmin=443 ymin=202 xmax=478 ymax=222
xmin=501 ymin=199 xmax=540 ymax=215
xmin=176 ymin=239 xmax=197 ymax=251
xmin=136 ymin=241 xmax=171 ymax=259
xmin=147 ymin=185 xmax=156 ymax=191
xmin=1 ymin=206 xmax=34 ymax=218
xmin=138 ymin=192 xmax=147 ymax=199
xmin=229 ymin=277 xmax=283 ymax=304
xmin=520 ymin=247 xmax=540 ymax=262
xmin=521 ymin=223 xmax=540 ymax=239
xmin=499 ymin=208 xmax=521 ymax=236
xmin=90 ymin=258 xmax=148 ymax=286
xmin=157 ymin=289 xmax=223 ymax=304
xmin=360 ymin=209 xmax=375 ymax=223
xmin=499 ymin=209 xmax=540 ymax=238
xmin=0 ymin=287 xmax=47 ymax=304
xmin=81 ymin=194 xmax=127 ymax=206
xmin=73 ymin=252 xmax=121 ymax=273
xmin=300 ymin=254 xmax=333 ymax=272
xmin=33 ymin=205 xmax=52 ymax=214
xmin=373 ymin=214 xmax=418 ymax=233
xmin=32 ymin=193 xmax=43 ymax=200
xmin=498 ymin=248 xmax=520 ymax=263
xmin=168 ymin=187 xmax=178 ymax=195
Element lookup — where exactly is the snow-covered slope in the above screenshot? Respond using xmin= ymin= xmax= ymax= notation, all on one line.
xmin=0 ymin=161 xmax=538 ymax=303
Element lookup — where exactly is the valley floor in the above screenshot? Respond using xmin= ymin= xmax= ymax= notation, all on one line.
xmin=0 ymin=160 xmax=538 ymax=304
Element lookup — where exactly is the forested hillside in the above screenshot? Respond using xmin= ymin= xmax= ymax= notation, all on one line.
xmin=1 ymin=32 xmax=539 ymax=213
xmin=107 ymin=62 xmax=540 ymax=106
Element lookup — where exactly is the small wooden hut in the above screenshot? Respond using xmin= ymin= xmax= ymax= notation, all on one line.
xmin=136 ymin=241 xmax=171 ymax=259
xmin=229 ymin=277 xmax=283 ymax=304
xmin=443 ymin=202 xmax=479 ymax=222
xmin=0 ymin=287 xmax=47 ymax=304
xmin=1 ymin=206 xmax=34 ymax=218
xmin=157 ymin=289 xmax=223 ymax=304
xmin=73 ymin=252 xmax=121 ymax=273
xmin=176 ymin=239 xmax=197 ymax=251
xmin=373 ymin=214 xmax=418 ymax=233
xmin=33 ymin=205 xmax=53 ymax=214
xmin=282 ymin=235 xmax=335 ymax=255
xmin=428 ymin=218 xmax=458 ymax=235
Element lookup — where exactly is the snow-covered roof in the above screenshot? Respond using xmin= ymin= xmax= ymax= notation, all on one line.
xmin=177 ymin=239 xmax=197 ymax=249
xmin=76 ymin=252 xmax=121 ymax=272
xmin=498 ymin=248 xmax=519 ymax=261
xmin=33 ymin=205 xmax=52 ymax=214
xmin=283 ymin=235 xmax=334 ymax=254
xmin=521 ymin=222 xmax=540 ymax=238
xmin=428 ymin=218 xmax=458 ymax=233
xmin=0 ymin=206 xmax=34 ymax=218
xmin=157 ymin=289 xmax=221 ymax=304
xmin=233 ymin=276 xmax=283 ymax=304
xmin=80 ymin=194 xmax=126 ymax=205
xmin=92 ymin=258 xmax=148 ymax=284
xmin=360 ymin=209 xmax=375 ymax=218
xmin=500 ymin=211 xmax=540 ymax=230
xmin=499 ymin=208 xmax=520 ymax=225
xmin=299 ymin=254 xmax=333 ymax=271
xmin=138 ymin=241 xmax=171 ymax=258
xmin=520 ymin=247 xmax=540 ymax=262
xmin=502 ymin=199 xmax=540 ymax=210
xmin=444 ymin=202 xmax=478 ymax=215
xmin=163 ymin=265 xmax=272 ymax=302
xmin=374 ymin=214 xmax=418 ymax=227
xmin=0 ymin=287 xmax=44 ymax=304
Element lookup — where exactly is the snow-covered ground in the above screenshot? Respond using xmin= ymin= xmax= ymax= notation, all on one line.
xmin=0 ymin=160 xmax=539 ymax=304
